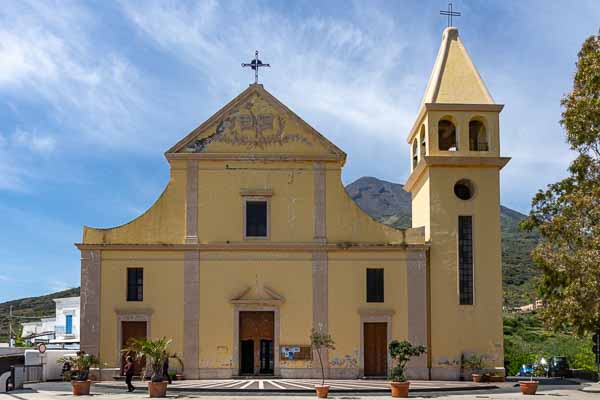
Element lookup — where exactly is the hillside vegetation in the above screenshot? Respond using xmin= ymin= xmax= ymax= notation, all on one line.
xmin=504 ymin=312 xmax=596 ymax=375
xmin=0 ymin=287 xmax=79 ymax=342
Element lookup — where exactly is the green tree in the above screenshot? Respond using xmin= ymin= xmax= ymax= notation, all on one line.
xmin=310 ymin=324 xmax=335 ymax=386
xmin=521 ymin=30 xmax=600 ymax=336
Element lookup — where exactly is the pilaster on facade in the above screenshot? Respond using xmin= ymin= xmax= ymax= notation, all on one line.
xmin=183 ymin=250 xmax=200 ymax=379
xmin=406 ymin=249 xmax=429 ymax=379
xmin=80 ymin=249 xmax=101 ymax=357
xmin=185 ymin=160 xmax=199 ymax=244
xmin=313 ymin=162 xmax=327 ymax=243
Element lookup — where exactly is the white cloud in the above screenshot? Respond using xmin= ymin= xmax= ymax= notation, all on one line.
xmin=0 ymin=129 xmax=58 ymax=190
xmin=13 ymin=129 xmax=57 ymax=153
xmin=47 ymin=279 xmax=75 ymax=293
xmin=0 ymin=1 xmax=155 ymax=150
xmin=120 ymin=1 xmax=424 ymax=144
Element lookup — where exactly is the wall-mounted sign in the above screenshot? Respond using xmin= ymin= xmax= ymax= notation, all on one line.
xmin=38 ymin=343 xmax=47 ymax=353
xmin=280 ymin=345 xmax=311 ymax=360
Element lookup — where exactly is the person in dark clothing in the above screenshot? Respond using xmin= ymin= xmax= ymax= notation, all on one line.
xmin=162 ymin=358 xmax=172 ymax=384
xmin=124 ymin=356 xmax=135 ymax=392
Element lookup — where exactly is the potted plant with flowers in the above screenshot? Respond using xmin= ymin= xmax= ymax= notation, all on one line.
xmin=388 ymin=340 xmax=427 ymax=398
xmin=57 ymin=351 xmax=100 ymax=396
xmin=310 ymin=324 xmax=335 ymax=398
xmin=124 ymin=337 xmax=173 ymax=398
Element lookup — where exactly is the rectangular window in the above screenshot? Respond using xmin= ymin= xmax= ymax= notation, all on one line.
xmin=458 ymin=216 xmax=474 ymax=305
xmin=245 ymin=200 xmax=268 ymax=238
xmin=366 ymin=268 xmax=384 ymax=303
xmin=127 ymin=268 xmax=143 ymax=302
xmin=65 ymin=315 xmax=73 ymax=334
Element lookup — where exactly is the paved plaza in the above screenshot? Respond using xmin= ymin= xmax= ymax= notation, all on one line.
xmin=2 ymin=380 xmax=598 ymax=400
xmin=95 ymin=379 xmax=497 ymax=392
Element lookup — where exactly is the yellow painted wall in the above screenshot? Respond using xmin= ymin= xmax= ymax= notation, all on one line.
xmin=197 ymin=161 xmax=315 ymax=243
xmin=99 ymin=251 xmax=184 ymax=367
xmin=198 ymin=255 xmax=313 ymax=370
xmin=411 ymin=170 xmax=431 ymax=240
xmin=328 ymin=253 xmax=408 ymax=370
xmin=412 ymin=165 xmax=504 ymax=370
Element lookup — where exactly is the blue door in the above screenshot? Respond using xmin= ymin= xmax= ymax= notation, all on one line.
xmin=65 ymin=315 xmax=73 ymax=334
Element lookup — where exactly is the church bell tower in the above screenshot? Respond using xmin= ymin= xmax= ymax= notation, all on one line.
xmin=404 ymin=27 xmax=510 ymax=379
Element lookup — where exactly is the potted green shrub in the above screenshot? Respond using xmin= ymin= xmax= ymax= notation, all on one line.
xmin=57 ymin=351 xmax=100 ymax=396
xmin=124 ymin=337 xmax=173 ymax=398
xmin=462 ymin=353 xmax=487 ymax=382
xmin=519 ymin=364 xmax=545 ymax=395
xmin=310 ymin=324 xmax=335 ymax=398
xmin=388 ymin=340 xmax=427 ymax=398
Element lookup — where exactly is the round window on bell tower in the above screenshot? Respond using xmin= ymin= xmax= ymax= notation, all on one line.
xmin=454 ymin=179 xmax=474 ymax=200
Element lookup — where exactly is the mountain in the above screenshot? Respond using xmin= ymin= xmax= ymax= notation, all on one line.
xmin=346 ymin=176 xmax=540 ymax=308
xmin=0 ymin=287 xmax=80 ymax=342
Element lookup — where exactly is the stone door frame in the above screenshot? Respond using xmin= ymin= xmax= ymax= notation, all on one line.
xmin=115 ymin=308 xmax=153 ymax=370
xmin=232 ymin=305 xmax=280 ymax=376
xmin=358 ymin=309 xmax=393 ymax=377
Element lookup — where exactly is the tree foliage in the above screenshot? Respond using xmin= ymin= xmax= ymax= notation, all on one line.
xmin=388 ymin=340 xmax=426 ymax=382
xmin=122 ymin=336 xmax=174 ymax=382
xmin=310 ymin=324 xmax=335 ymax=386
xmin=521 ymin=30 xmax=600 ymax=336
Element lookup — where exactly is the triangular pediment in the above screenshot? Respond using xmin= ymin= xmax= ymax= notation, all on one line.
xmin=422 ymin=27 xmax=494 ymax=105
xmin=230 ymin=280 xmax=285 ymax=305
xmin=167 ymin=84 xmax=345 ymax=161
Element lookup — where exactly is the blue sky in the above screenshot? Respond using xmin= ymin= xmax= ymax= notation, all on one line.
xmin=0 ymin=0 xmax=599 ymax=301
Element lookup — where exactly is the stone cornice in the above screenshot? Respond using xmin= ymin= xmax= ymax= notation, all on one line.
xmin=75 ymin=242 xmax=430 ymax=252
xmin=165 ymin=152 xmax=345 ymax=163
xmin=404 ymin=155 xmax=511 ymax=192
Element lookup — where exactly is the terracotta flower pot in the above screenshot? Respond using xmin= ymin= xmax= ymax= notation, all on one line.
xmin=519 ymin=381 xmax=539 ymax=395
xmin=315 ymin=385 xmax=330 ymax=398
xmin=390 ymin=381 xmax=410 ymax=398
xmin=472 ymin=373 xmax=483 ymax=382
xmin=71 ymin=380 xmax=92 ymax=396
xmin=148 ymin=381 xmax=168 ymax=398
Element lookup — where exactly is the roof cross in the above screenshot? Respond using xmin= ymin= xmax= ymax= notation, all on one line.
xmin=241 ymin=50 xmax=270 ymax=84
xmin=440 ymin=2 xmax=461 ymax=28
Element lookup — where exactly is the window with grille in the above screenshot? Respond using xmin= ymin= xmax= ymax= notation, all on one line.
xmin=458 ymin=216 xmax=474 ymax=305
xmin=127 ymin=268 xmax=143 ymax=301
xmin=366 ymin=268 xmax=384 ymax=303
xmin=246 ymin=200 xmax=268 ymax=238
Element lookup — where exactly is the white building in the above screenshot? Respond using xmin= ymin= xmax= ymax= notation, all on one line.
xmin=21 ymin=296 xmax=80 ymax=348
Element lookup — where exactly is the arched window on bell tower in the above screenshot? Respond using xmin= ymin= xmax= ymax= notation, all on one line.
xmin=419 ymin=125 xmax=426 ymax=158
xmin=412 ymin=138 xmax=418 ymax=170
xmin=438 ymin=118 xmax=457 ymax=151
xmin=469 ymin=119 xmax=488 ymax=151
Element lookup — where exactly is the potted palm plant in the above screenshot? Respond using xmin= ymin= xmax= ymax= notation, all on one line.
xmin=519 ymin=363 xmax=544 ymax=395
xmin=57 ymin=351 xmax=100 ymax=396
xmin=310 ymin=324 xmax=335 ymax=398
xmin=462 ymin=353 xmax=487 ymax=382
xmin=124 ymin=337 xmax=173 ymax=398
xmin=388 ymin=340 xmax=427 ymax=398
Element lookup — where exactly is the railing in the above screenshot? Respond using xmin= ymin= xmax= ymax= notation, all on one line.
xmin=22 ymin=365 xmax=43 ymax=383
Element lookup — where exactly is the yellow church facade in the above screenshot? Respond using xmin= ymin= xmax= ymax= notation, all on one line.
xmin=77 ymin=27 xmax=508 ymax=380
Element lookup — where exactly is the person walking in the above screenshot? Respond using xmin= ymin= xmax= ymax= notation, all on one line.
xmin=162 ymin=357 xmax=172 ymax=384
xmin=124 ymin=356 xmax=135 ymax=392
